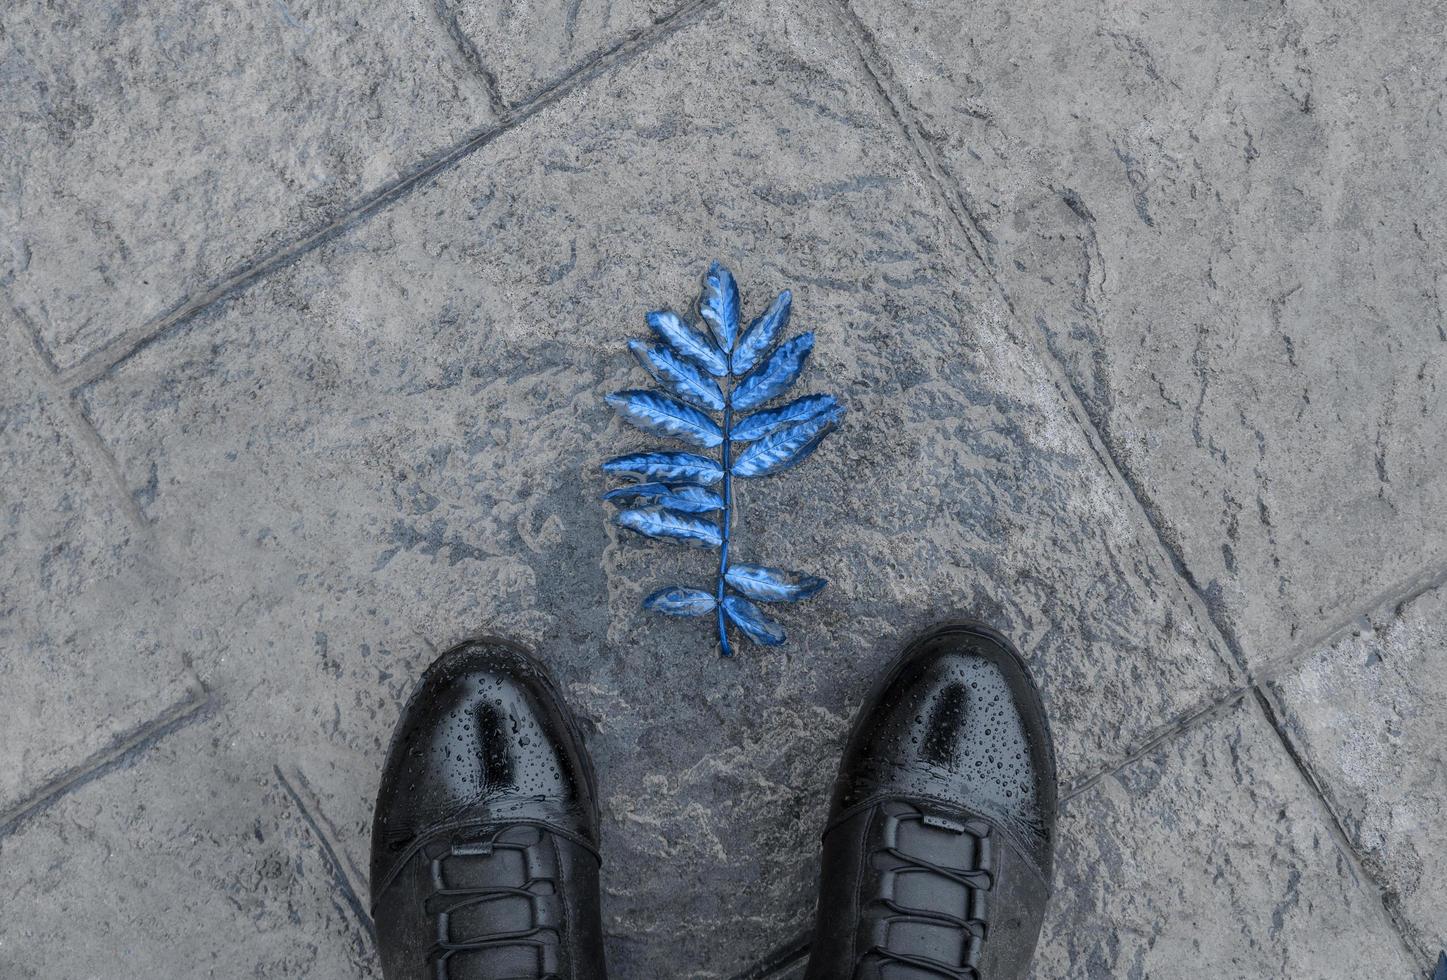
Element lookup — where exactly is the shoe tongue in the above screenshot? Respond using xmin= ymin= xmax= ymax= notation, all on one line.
xmin=425 ymin=826 xmax=562 ymax=979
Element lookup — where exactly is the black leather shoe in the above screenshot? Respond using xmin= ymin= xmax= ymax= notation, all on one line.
xmin=370 ymin=639 xmax=606 ymax=980
xmin=804 ymin=622 xmax=1057 ymax=980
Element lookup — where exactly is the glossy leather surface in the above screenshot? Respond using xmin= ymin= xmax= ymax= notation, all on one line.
xmin=370 ymin=639 xmax=605 ymax=980
xmin=805 ymin=622 xmax=1057 ymax=980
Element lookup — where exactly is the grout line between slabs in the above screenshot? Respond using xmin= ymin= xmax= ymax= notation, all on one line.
xmin=828 ymin=0 xmax=1251 ymax=685
xmin=1249 ymin=686 xmax=1426 ymax=969
xmin=0 ymin=688 xmax=211 ymax=841
xmin=275 ymin=765 xmax=378 ymax=945
xmin=56 ymin=0 xmax=726 ymax=394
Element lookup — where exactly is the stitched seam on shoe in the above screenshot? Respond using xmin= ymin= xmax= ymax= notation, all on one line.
xmin=549 ymin=828 xmax=573 ymax=980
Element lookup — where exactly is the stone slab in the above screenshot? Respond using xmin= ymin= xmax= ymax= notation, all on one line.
xmin=850 ymin=0 xmax=1447 ymax=665
xmin=1033 ymin=697 xmax=1416 ymax=978
xmin=0 ymin=714 xmax=378 ymax=978
xmin=443 ymin=0 xmax=685 ymax=107
xmin=0 ymin=0 xmax=496 ymax=371
xmin=1268 ymin=583 xmax=1447 ymax=961
xmin=0 ymin=317 xmax=198 ymax=818
xmin=77 ymin=0 xmax=1235 ymax=973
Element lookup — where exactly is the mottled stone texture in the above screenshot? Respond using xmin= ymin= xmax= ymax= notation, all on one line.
xmin=70 ymin=0 xmax=1236 ymax=972
xmin=0 ymin=716 xmax=378 ymax=979
xmin=443 ymin=0 xmax=683 ymax=106
xmin=1269 ymin=584 xmax=1447 ymax=961
xmin=0 ymin=0 xmax=495 ymax=370
xmin=0 ymin=0 xmax=1439 ymax=975
xmin=850 ymin=0 xmax=1447 ymax=666
xmin=0 ymin=319 xmax=198 ymax=818
xmin=1034 ymin=697 xmax=1417 ymax=979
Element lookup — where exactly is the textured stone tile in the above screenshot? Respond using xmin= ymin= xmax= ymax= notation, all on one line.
xmin=443 ymin=0 xmax=684 ymax=106
xmin=0 ymin=319 xmax=197 ymax=817
xmin=1268 ymin=583 xmax=1447 ymax=960
xmin=0 ymin=0 xmax=496 ymax=371
xmin=78 ymin=0 xmax=1234 ymax=972
xmin=851 ymin=0 xmax=1447 ymax=664
xmin=1033 ymin=697 xmax=1416 ymax=978
xmin=0 ymin=715 xmax=377 ymax=979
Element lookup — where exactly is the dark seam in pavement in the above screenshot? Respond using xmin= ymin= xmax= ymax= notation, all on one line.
xmin=58 ymin=0 xmax=726 ymax=394
xmin=274 ymin=765 xmax=379 ymax=946
xmin=0 ymin=687 xmax=211 ymax=841
xmin=428 ymin=0 xmax=507 ymax=116
xmin=830 ymin=0 xmax=1251 ymax=681
xmin=1249 ymin=687 xmax=1424 ymax=967
xmin=4 ymin=299 xmax=157 ymax=536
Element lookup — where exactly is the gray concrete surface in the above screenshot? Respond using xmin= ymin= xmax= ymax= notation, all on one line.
xmin=0 ymin=0 xmax=1441 ymax=976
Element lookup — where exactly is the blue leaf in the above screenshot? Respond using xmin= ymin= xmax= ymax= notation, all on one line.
xmin=731 ymin=332 xmax=814 ymax=411
xmin=732 ymin=394 xmax=838 ymax=443
xmin=658 ymin=484 xmax=725 ymax=513
xmin=731 ymin=289 xmax=791 ymax=376
xmin=725 ymin=563 xmax=827 ymax=603
xmin=647 ymin=310 xmax=728 ymax=377
xmin=616 ymin=506 xmax=722 ymax=548
xmin=732 ymin=403 xmax=845 ymax=478
xmin=643 ymin=586 xmax=717 ymax=617
xmin=607 ymin=389 xmax=723 ymax=448
xmin=603 ymin=451 xmax=725 ymax=485
xmin=601 ymin=483 xmax=723 ymax=513
xmin=1433 ymin=952 xmax=1447 ymax=980
xmin=723 ymin=595 xmax=786 ymax=645
xmin=601 ymin=482 xmax=672 ymax=504
xmin=628 ymin=340 xmax=725 ymax=411
xmin=699 ymin=261 xmax=741 ymax=352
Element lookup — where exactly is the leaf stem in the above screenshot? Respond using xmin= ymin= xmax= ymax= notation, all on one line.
xmin=716 ymin=379 xmax=733 ymax=656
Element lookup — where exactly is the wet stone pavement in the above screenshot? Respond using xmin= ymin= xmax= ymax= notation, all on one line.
xmin=1 ymin=0 xmax=1443 ymax=977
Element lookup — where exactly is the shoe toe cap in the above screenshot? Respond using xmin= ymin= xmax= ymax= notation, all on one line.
xmin=834 ymin=623 xmax=1057 ymax=869
xmin=369 ymin=639 xmax=596 ymax=887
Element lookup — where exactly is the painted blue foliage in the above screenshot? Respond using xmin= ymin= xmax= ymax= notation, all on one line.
xmin=723 ymin=595 xmax=786 ymax=645
xmin=602 ymin=262 xmax=845 ymax=656
xmin=732 ymin=290 xmax=790 ymax=376
xmin=644 ymin=586 xmax=717 ymax=617
xmin=732 ymin=403 xmax=845 ymax=478
xmin=607 ymin=390 xmax=724 ymax=448
xmin=602 ymin=483 xmax=724 ymax=513
xmin=628 ymin=340 xmax=725 ymax=411
xmin=616 ymin=506 xmax=722 ymax=548
xmin=725 ymin=563 xmax=827 ymax=602
xmin=602 ymin=451 xmax=724 ymax=485
xmin=647 ymin=310 xmax=728 ymax=377
xmin=732 ymin=332 xmax=814 ymax=411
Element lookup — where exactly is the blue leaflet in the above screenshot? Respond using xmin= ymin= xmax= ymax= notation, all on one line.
xmin=644 ymin=586 xmax=718 ymax=617
xmin=647 ymin=310 xmax=728 ymax=377
xmin=656 ymin=484 xmax=725 ymax=513
xmin=603 ymin=483 xmax=724 ymax=513
xmin=602 ymin=451 xmax=724 ymax=485
xmin=616 ymin=506 xmax=722 ymax=548
xmin=604 ymin=263 xmax=844 ymax=655
xmin=628 ymin=340 xmax=725 ymax=411
xmin=607 ymin=389 xmax=724 ymax=448
xmin=724 ymin=563 xmax=827 ymax=603
xmin=732 ymin=404 xmax=845 ymax=478
xmin=732 ymin=332 xmax=814 ymax=411
xmin=731 ymin=289 xmax=790 ymax=376
xmin=732 ymin=394 xmax=838 ymax=443
xmin=723 ymin=595 xmax=786 ymax=645
xmin=700 ymin=262 xmax=741 ymax=352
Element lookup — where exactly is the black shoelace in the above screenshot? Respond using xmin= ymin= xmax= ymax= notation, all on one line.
xmin=422 ymin=822 xmax=562 ymax=980
xmin=866 ymin=810 xmax=995 ymax=980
